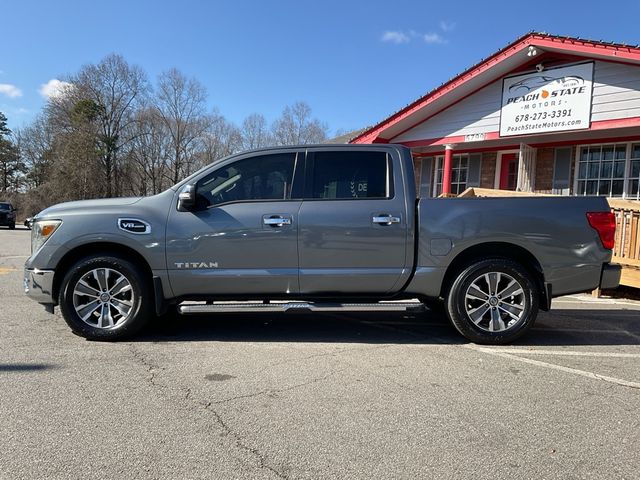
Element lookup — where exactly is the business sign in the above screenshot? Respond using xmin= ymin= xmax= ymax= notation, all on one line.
xmin=499 ymin=62 xmax=594 ymax=137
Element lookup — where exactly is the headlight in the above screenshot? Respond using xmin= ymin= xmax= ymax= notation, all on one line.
xmin=31 ymin=220 xmax=62 ymax=254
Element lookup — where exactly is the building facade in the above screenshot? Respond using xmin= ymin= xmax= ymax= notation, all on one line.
xmin=350 ymin=33 xmax=640 ymax=200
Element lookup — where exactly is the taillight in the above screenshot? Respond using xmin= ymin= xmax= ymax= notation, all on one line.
xmin=586 ymin=212 xmax=616 ymax=250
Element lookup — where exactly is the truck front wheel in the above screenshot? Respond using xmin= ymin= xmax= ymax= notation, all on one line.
xmin=58 ymin=255 xmax=152 ymax=340
xmin=445 ymin=258 xmax=539 ymax=345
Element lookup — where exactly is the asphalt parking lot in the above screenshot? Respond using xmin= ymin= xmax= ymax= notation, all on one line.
xmin=1 ymin=227 xmax=639 ymax=479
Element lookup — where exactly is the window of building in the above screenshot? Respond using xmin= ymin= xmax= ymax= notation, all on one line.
xmin=630 ymin=144 xmax=640 ymax=200
xmin=418 ymin=157 xmax=433 ymax=198
xmin=434 ymin=154 xmax=469 ymax=196
xmin=310 ymin=151 xmax=390 ymax=200
xmin=575 ymin=144 xmax=627 ymax=197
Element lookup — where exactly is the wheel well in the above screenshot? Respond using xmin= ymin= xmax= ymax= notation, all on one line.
xmin=440 ymin=242 xmax=546 ymax=303
xmin=52 ymin=242 xmax=153 ymax=303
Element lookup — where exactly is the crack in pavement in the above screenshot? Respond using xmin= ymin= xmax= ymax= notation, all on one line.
xmin=127 ymin=344 xmax=292 ymax=479
xmin=254 ymin=343 xmax=395 ymax=375
xmin=254 ymin=346 xmax=360 ymax=374
xmin=209 ymin=368 xmax=347 ymax=406
xmin=203 ymin=406 xmax=290 ymax=480
xmin=128 ymin=344 xmax=162 ymax=388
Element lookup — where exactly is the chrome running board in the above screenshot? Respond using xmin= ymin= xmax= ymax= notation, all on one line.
xmin=178 ymin=301 xmax=425 ymax=315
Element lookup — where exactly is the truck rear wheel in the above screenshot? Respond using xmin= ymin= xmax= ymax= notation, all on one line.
xmin=58 ymin=255 xmax=152 ymax=340
xmin=445 ymin=258 xmax=539 ymax=345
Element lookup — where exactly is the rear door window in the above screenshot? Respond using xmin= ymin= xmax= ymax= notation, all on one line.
xmin=308 ymin=151 xmax=391 ymax=200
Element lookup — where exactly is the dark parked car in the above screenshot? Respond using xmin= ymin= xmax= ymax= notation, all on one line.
xmin=0 ymin=202 xmax=16 ymax=229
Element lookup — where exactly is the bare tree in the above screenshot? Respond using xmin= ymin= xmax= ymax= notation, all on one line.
xmin=15 ymin=115 xmax=54 ymax=189
xmin=271 ymin=101 xmax=328 ymax=146
xmin=240 ymin=113 xmax=272 ymax=150
xmin=127 ymin=107 xmax=172 ymax=195
xmin=197 ymin=111 xmax=242 ymax=169
xmin=67 ymin=54 xmax=148 ymax=197
xmin=154 ymin=68 xmax=209 ymax=184
xmin=11 ymin=51 xmax=337 ymax=209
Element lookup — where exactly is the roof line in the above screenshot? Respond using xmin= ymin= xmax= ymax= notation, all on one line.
xmin=350 ymin=31 xmax=640 ymax=144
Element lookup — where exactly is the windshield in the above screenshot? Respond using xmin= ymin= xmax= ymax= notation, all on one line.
xmin=0 ymin=203 xmax=11 ymax=211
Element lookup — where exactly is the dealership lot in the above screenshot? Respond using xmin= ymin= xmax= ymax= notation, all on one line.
xmin=1 ymin=228 xmax=639 ymax=479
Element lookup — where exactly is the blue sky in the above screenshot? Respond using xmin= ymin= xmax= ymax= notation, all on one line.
xmin=2 ymin=0 xmax=640 ymax=135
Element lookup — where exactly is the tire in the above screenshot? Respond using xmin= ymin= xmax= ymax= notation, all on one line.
xmin=9 ymin=223 xmax=15 ymax=230
xmin=445 ymin=258 xmax=539 ymax=345
xmin=58 ymin=254 xmax=152 ymax=340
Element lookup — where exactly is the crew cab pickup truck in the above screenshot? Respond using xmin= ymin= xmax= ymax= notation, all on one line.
xmin=24 ymin=145 xmax=620 ymax=344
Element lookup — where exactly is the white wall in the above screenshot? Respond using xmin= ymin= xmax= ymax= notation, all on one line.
xmin=393 ymin=61 xmax=640 ymax=143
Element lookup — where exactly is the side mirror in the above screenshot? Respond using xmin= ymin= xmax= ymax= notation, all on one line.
xmin=178 ymin=184 xmax=196 ymax=211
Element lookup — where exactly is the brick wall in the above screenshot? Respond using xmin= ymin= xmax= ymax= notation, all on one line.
xmin=535 ymin=148 xmax=555 ymax=192
xmin=480 ymin=152 xmax=497 ymax=188
xmin=534 ymin=146 xmax=577 ymax=194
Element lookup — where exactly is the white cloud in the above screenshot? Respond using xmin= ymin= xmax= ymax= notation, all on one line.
xmin=39 ymin=78 xmax=73 ymax=99
xmin=0 ymin=83 xmax=22 ymax=98
xmin=381 ymin=29 xmax=448 ymax=46
xmin=381 ymin=31 xmax=410 ymax=44
xmin=439 ymin=20 xmax=456 ymax=32
xmin=423 ymin=32 xmax=446 ymax=44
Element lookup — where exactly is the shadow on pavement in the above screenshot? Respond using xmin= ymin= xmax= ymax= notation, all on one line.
xmin=134 ymin=308 xmax=640 ymax=347
xmin=0 ymin=363 xmax=55 ymax=372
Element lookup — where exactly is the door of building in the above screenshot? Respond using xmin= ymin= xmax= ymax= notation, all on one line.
xmin=500 ymin=153 xmax=518 ymax=190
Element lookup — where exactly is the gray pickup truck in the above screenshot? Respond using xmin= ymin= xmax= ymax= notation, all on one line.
xmin=24 ymin=144 xmax=620 ymax=344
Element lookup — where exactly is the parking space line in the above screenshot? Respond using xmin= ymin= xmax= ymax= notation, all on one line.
xmin=467 ymin=346 xmax=640 ymax=390
xmin=555 ymin=296 xmax=640 ymax=308
xmin=532 ymin=327 xmax=637 ymax=334
xmin=474 ymin=348 xmax=640 ymax=358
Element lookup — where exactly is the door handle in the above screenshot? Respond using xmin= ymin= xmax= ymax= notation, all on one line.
xmin=263 ymin=216 xmax=292 ymax=227
xmin=372 ymin=214 xmax=401 ymax=225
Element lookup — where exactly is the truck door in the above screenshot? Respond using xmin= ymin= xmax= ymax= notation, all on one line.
xmin=166 ymin=151 xmax=302 ymax=297
xmin=297 ymin=148 xmax=410 ymax=294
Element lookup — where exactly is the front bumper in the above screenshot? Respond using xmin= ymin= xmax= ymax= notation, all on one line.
xmin=24 ymin=268 xmax=56 ymax=304
xmin=600 ymin=263 xmax=621 ymax=290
